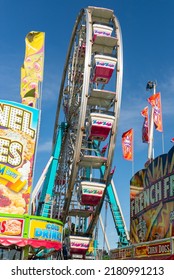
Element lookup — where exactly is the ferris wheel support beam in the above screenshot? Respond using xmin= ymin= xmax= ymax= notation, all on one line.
xmin=99 ymin=215 xmax=110 ymax=252
xmin=30 ymin=155 xmax=53 ymax=213
xmin=107 ymin=180 xmax=130 ymax=246
xmin=36 ymin=123 xmax=65 ymax=217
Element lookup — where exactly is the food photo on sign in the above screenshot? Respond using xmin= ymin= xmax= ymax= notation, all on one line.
xmin=0 ymin=100 xmax=39 ymax=215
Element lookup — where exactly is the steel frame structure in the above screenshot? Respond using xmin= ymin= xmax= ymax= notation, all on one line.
xmin=36 ymin=6 xmax=129 ymax=251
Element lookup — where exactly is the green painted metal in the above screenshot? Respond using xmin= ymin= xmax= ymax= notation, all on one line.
xmin=22 ymin=245 xmax=30 ymax=260
xmin=23 ymin=215 xmax=30 ymax=237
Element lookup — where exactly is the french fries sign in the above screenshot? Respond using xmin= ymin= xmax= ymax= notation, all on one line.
xmin=130 ymin=146 xmax=174 ymax=243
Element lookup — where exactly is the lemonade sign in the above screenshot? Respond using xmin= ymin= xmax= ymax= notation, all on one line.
xmin=0 ymin=100 xmax=39 ymax=214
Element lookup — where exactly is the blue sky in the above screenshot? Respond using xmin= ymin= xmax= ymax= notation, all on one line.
xmin=1 ymin=0 xmax=174 ymax=249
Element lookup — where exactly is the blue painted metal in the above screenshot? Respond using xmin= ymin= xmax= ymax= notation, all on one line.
xmin=93 ymin=140 xmax=129 ymax=247
xmin=106 ymin=182 xmax=130 ymax=247
xmin=37 ymin=122 xmax=66 ymax=217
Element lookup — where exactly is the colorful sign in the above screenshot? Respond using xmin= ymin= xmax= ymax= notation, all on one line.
xmin=0 ymin=100 xmax=39 ymax=215
xmin=135 ymin=241 xmax=171 ymax=258
xmin=20 ymin=31 xmax=45 ymax=107
xmin=69 ymin=235 xmax=90 ymax=255
xmin=110 ymin=240 xmax=172 ymax=260
xmin=130 ymin=146 xmax=174 ymax=243
xmin=0 ymin=217 xmax=24 ymax=237
xmin=78 ymin=181 xmax=106 ymax=206
xmin=122 ymin=128 xmax=133 ymax=161
xmin=110 ymin=247 xmax=132 ymax=259
xmin=29 ymin=219 xmax=63 ymax=242
xmin=86 ymin=239 xmax=94 ymax=254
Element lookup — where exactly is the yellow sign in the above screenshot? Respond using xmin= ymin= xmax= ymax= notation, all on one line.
xmin=135 ymin=241 xmax=171 ymax=258
xmin=29 ymin=219 xmax=63 ymax=242
xmin=111 ymin=247 xmax=132 ymax=259
xmin=0 ymin=164 xmax=26 ymax=192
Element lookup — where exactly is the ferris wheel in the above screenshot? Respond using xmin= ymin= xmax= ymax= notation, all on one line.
xmin=36 ymin=6 xmax=127 ymax=257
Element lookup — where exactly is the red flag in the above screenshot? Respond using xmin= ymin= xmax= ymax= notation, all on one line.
xmin=122 ymin=128 xmax=133 ymax=161
xmin=141 ymin=106 xmax=148 ymax=118
xmin=108 ymin=166 xmax=116 ymax=182
xmin=141 ymin=106 xmax=149 ymax=143
xmin=147 ymin=92 xmax=163 ymax=132
xmin=110 ymin=166 xmax=116 ymax=175
xmin=101 ymin=143 xmax=108 ymax=155
xmin=171 ymin=138 xmax=174 ymax=143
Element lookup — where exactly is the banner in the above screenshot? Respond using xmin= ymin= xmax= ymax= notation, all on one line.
xmin=147 ymin=92 xmax=163 ymax=132
xmin=141 ymin=106 xmax=149 ymax=143
xmin=0 ymin=100 xmax=39 ymax=215
xmin=20 ymin=31 xmax=45 ymax=107
xmin=24 ymin=31 xmax=45 ymax=81
xmin=122 ymin=128 xmax=133 ymax=161
xmin=20 ymin=66 xmax=38 ymax=107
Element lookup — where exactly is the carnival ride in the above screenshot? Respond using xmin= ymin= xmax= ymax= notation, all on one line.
xmin=33 ymin=6 xmax=130 ymax=259
xmin=0 ymin=5 xmax=174 ymax=261
xmin=0 ymin=5 xmax=130 ymax=261
xmin=33 ymin=6 xmax=174 ymax=260
xmin=33 ymin=6 xmax=174 ymax=261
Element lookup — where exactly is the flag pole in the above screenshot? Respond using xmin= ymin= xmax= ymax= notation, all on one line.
xmin=146 ymin=81 xmax=157 ymax=162
xmin=162 ymin=131 xmax=165 ymax=154
xmin=132 ymin=128 xmax=134 ymax=176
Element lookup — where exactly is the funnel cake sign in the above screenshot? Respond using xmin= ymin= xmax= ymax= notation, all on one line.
xmin=0 ymin=100 xmax=39 ymax=215
xmin=130 ymin=146 xmax=174 ymax=243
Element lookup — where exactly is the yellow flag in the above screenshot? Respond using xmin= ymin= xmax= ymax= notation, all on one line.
xmin=20 ymin=31 xmax=45 ymax=107
xmin=24 ymin=31 xmax=45 ymax=81
xmin=20 ymin=66 xmax=38 ymax=107
xmin=25 ymin=31 xmax=45 ymax=57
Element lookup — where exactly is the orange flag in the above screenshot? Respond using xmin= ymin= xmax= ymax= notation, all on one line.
xmin=147 ymin=92 xmax=163 ymax=132
xmin=122 ymin=128 xmax=133 ymax=161
xmin=141 ymin=106 xmax=149 ymax=143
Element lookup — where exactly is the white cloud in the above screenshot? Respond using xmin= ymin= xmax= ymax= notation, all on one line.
xmin=37 ymin=140 xmax=52 ymax=152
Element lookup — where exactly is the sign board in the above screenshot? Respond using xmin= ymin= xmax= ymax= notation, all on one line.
xmin=0 ymin=100 xmax=39 ymax=215
xmin=29 ymin=219 xmax=63 ymax=242
xmin=130 ymin=146 xmax=174 ymax=243
xmin=0 ymin=217 xmax=24 ymax=237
